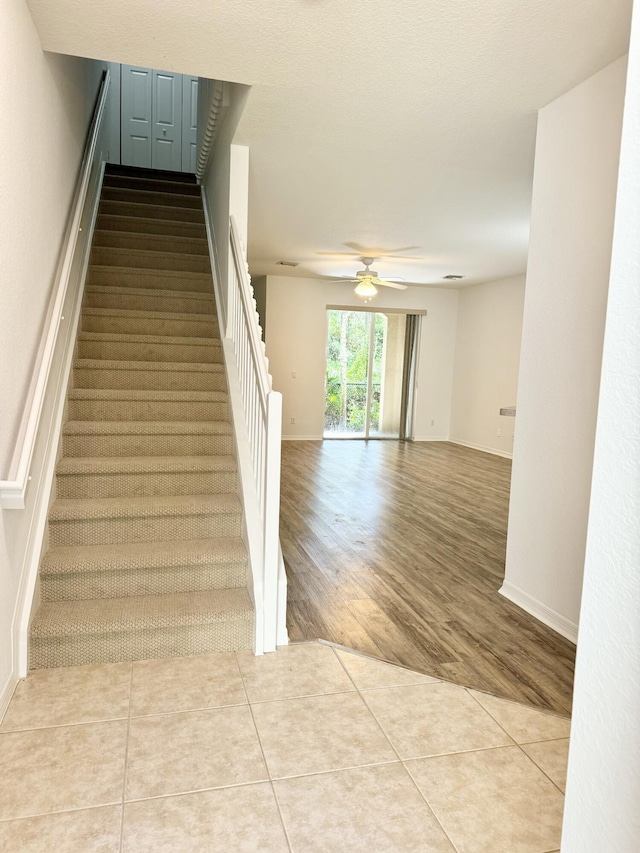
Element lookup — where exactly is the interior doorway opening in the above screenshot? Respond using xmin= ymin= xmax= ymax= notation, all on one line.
xmin=323 ymin=308 xmax=419 ymax=439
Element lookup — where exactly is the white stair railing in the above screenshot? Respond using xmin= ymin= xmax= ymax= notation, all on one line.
xmin=227 ymin=216 xmax=285 ymax=653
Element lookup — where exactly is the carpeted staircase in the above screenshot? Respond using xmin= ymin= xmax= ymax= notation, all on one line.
xmin=29 ymin=164 xmax=254 ymax=669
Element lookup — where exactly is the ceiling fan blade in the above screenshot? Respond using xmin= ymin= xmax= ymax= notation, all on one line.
xmin=377 ymin=280 xmax=408 ymax=290
xmin=343 ymin=242 xmax=421 ymax=255
xmin=317 ymin=251 xmax=367 ymax=256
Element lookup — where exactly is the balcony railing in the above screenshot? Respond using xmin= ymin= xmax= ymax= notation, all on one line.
xmin=324 ymin=380 xmax=381 ymax=433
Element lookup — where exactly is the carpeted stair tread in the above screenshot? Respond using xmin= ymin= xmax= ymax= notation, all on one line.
xmin=63 ymin=420 xmax=232 ymax=437
xmin=30 ymin=588 xmax=253 ymax=638
xmin=101 ymin=187 xmax=203 ymax=209
xmin=83 ymin=306 xmax=218 ymax=323
xmin=76 ymin=332 xmax=222 ymax=364
xmin=39 ymin=538 xmax=248 ymax=601
xmin=73 ymin=358 xmax=224 ymax=374
xmin=49 ymin=493 xmax=241 ymax=523
xmin=102 ymin=175 xmax=201 ymax=196
xmin=93 ymin=230 xmax=208 ymax=255
xmin=82 ymin=309 xmax=218 ymax=339
xmin=95 ymin=215 xmax=206 ymax=240
xmin=98 ymin=200 xmax=206 ymax=224
xmin=41 ymin=537 xmax=247 ymax=575
xmin=88 ymin=266 xmax=211 ymax=288
xmin=78 ymin=331 xmax=219 ymax=347
xmin=85 ymin=285 xmax=214 ymax=304
xmin=68 ymin=387 xmax=227 ymax=403
xmin=90 ymin=246 xmax=210 ymax=274
xmin=106 ymin=163 xmax=197 ymax=183
xmin=92 ymin=248 xmax=207 ymax=263
xmin=56 ymin=455 xmax=236 ymax=476
xmin=81 ymin=314 xmax=219 ymax=340
xmin=83 ymin=288 xmax=215 ymax=318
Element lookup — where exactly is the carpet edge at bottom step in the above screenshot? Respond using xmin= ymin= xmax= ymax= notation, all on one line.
xmin=29 ymin=611 xmax=255 ymax=669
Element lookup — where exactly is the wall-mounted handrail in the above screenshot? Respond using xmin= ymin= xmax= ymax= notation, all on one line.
xmin=0 ymin=69 xmax=111 ymax=510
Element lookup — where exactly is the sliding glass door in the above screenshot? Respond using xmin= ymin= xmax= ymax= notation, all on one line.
xmin=324 ymin=309 xmax=412 ymax=439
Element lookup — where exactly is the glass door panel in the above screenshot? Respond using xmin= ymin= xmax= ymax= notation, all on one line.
xmin=324 ymin=310 xmax=408 ymax=439
xmin=324 ymin=310 xmax=371 ymax=437
xmin=370 ymin=312 xmax=406 ymax=438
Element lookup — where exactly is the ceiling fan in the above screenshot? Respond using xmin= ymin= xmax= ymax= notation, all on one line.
xmin=318 ymin=242 xmax=421 ymax=258
xmin=343 ymin=258 xmax=408 ymax=301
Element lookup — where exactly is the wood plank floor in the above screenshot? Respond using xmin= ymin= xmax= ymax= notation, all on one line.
xmin=281 ymin=440 xmax=575 ymax=715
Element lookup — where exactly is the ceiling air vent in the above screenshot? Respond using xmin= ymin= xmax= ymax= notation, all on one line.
xmin=443 ymin=274 xmax=464 ymax=280
xmin=276 ymin=260 xmax=299 ymax=268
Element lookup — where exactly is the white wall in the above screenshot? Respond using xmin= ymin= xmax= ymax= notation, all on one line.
xmin=562 ymin=9 xmax=640 ymax=847
xmin=0 ymin=0 xmax=104 ymax=709
xmin=450 ymin=275 xmax=526 ymax=458
xmin=262 ymin=275 xmax=458 ymax=440
xmin=503 ymin=56 xmax=628 ymax=641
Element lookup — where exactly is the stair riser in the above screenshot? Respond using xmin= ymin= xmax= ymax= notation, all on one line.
xmin=41 ymin=561 xmax=247 ymax=601
xmin=77 ymin=339 xmax=222 ymax=364
xmin=49 ymin=511 xmax=242 ymax=547
xmin=82 ymin=314 xmax=218 ymax=338
xmin=57 ymin=470 xmax=237 ymax=499
xmin=98 ymin=200 xmax=205 ymax=223
xmin=101 ymin=188 xmax=202 ymax=209
xmin=83 ymin=290 xmax=214 ymax=315
xmin=96 ymin=215 xmax=206 ymax=240
xmin=87 ymin=267 xmax=212 ymax=293
xmin=93 ymin=231 xmax=208 ymax=255
xmin=68 ymin=399 xmax=228 ymax=421
xmin=106 ymin=165 xmax=197 ymax=183
xmin=63 ymin=432 xmax=234 ymax=458
xmin=102 ymin=176 xmax=200 ymax=196
xmin=91 ymin=247 xmax=210 ymax=274
xmin=29 ymin=617 xmax=254 ymax=668
xmin=73 ymin=367 xmax=226 ymax=392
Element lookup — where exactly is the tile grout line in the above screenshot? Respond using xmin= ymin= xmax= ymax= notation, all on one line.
xmin=465 ymin=688 xmax=568 ymax=796
xmin=0 ymin=714 xmax=131 ymax=734
xmin=516 ymin=743 xmax=568 ymax=797
xmin=343 ymin=659 xmax=461 ymax=853
xmin=400 ymin=759 xmax=463 ymax=853
xmin=0 ymin=802 xmax=124 ymax=825
xmin=468 ymin=683 xmax=571 ymax=722
xmin=118 ymin=663 xmax=134 ymax=853
xmin=464 ymin=688 xmax=519 ymax=747
xmin=266 ymin=758 xmax=401 ymax=784
xmin=236 ymin=652 xmax=295 ymax=853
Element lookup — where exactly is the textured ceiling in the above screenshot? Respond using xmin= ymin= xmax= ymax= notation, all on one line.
xmin=27 ymin=0 xmax=632 ymax=288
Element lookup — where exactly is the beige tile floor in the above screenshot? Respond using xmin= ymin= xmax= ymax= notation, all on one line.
xmin=0 ymin=641 xmax=570 ymax=852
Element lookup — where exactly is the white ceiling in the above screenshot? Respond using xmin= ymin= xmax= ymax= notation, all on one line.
xmin=28 ymin=0 xmax=633 ymax=288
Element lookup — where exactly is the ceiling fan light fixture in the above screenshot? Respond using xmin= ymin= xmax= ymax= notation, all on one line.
xmin=354 ymin=279 xmax=378 ymax=300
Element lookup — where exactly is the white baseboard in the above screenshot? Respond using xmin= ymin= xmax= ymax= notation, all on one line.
xmin=449 ymin=439 xmax=513 ymax=459
xmin=411 ymin=435 xmax=450 ymax=442
xmin=499 ymin=581 xmax=578 ymax=643
xmin=0 ymin=673 xmax=19 ymax=723
xmin=282 ymin=435 xmax=324 ymax=441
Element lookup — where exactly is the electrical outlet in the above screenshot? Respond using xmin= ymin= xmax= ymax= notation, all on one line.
xmin=430 ymin=419 xmax=435 ymax=427
xmin=497 ymin=428 xmax=501 ymax=437
xmin=290 ymin=417 xmax=296 ymax=424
